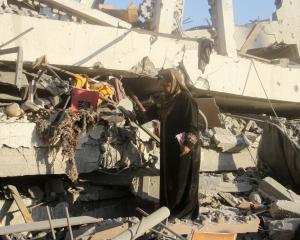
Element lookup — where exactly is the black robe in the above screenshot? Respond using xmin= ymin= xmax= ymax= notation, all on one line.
xmin=141 ymin=91 xmax=201 ymax=220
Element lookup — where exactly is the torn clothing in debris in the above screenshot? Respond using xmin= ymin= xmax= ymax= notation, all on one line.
xmin=140 ymin=91 xmax=201 ymax=220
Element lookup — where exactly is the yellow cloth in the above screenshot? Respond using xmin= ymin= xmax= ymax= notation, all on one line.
xmin=90 ymin=84 xmax=114 ymax=105
xmin=73 ymin=74 xmax=114 ymax=105
xmin=74 ymin=74 xmax=89 ymax=89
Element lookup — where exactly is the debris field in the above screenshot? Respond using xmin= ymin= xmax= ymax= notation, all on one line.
xmin=1 ymin=0 xmax=300 ymax=239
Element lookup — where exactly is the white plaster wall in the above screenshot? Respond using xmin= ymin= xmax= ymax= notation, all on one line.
xmin=1 ymin=14 xmax=300 ymax=104
xmin=0 ymin=14 xmax=192 ymax=70
xmin=194 ymin=54 xmax=300 ymax=103
xmin=235 ymin=21 xmax=300 ymax=51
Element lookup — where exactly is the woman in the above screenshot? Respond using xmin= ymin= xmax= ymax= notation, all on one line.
xmin=138 ymin=68 xmax=203 ymax=220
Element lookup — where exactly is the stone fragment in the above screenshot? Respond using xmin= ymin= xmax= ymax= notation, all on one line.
xmin=270 ymin=200 xmax=300 ymax=219
xmin=249 ymin=191 xmax=262 ymax=205
xmin=258 ymin=177 xmax=300 ymax=202
xmin=49 ymin=95 xmax=61 ymax=107
xmin=5 ymin=103 xmax=22 ymax=117
xmin=212 ymin=127 xmax=237 ymax=152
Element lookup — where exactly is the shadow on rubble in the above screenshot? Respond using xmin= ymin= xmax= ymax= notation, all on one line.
xmin=257 ymin=121 xmax=300 ymax=193
xmin=0 ymin=170 xmax=157 ymax=225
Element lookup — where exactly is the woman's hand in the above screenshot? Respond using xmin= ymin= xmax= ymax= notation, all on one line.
xmin=180 ymin=145 xmax=191 ymax=156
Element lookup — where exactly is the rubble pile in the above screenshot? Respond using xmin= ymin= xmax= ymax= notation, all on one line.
xmin=0 ymin=0 xmax=300 ymax=237
xmin=1 ymin=56 xmax=300 ymax=239
xmin=201 ymin=114 xmax=262 ymax=153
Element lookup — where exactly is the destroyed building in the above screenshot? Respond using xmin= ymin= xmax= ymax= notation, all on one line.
xmin=0 ymin=0 xmax=300 ymax=239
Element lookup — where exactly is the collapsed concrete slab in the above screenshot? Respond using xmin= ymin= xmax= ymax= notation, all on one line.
xmin=1 ymin=14 xmax=300 ymax=115
xmin=0 ymin=115 xmax=158 ymax=177
xmin=199 ymin=175 xmax=253 ymax=193
xmin=270 ymin=200 xmax=300 ymax=219
xmin=0 ymin=146 xmax=98 ymax=177
xmin=39 ymin=0 xmax=131 ymax=29
xmin=258 ymin=177 xmax=300 ymax=202
xmin=131 ymin=174 xmax=253 ymax=203
xmin=200 ymin=148 xmax=257 ymax=172
xmin=131 ymin=176 xmax=159 ymax=203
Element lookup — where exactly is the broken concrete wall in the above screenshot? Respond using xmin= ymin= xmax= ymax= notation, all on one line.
xmin=2 ymin=14 xmax=300 ymax=113
xmin=0 ymin=115 xmax=158 ymax=177
xmin=0 ymin=14 xmax=189 ymax=70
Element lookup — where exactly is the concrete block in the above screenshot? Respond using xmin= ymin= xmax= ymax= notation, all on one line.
xmin=258 ymin=177 xmax=300 ymax=202
xmin=199 ymin=174 xmax=253 ymax=194
xmin=131 ymin=176 xmax=159 ymax=203
xmin=249 ymin=191 xmax=262 ymax=205
xmin=0 ymin=71 xmax=28 ymax=87
xmin=270 ymin=201 xmax=300 ymax=219
xmin=0 ymin=122 xmax=46 ymax=148
xmin=212 ymin=127 xmax=237 ymax=152
xmin=200 ymin=148 xmax=257 ymax=172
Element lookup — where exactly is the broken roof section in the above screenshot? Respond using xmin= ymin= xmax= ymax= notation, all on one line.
xmin=39 ymin=0 xmax=132 ymax=28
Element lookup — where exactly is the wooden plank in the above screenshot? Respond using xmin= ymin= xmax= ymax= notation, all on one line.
xmin=240 ymin=23 xmax=264 ymax=54
xmin=0 ymin=216 xmax=99 ymax=235
xmin=192 ymin=232 xmax=237 ymax=240
xmin=7 ymin=185 xmax=33 ymax=224
xmin=102 ymin=4 xmax=139 ymax=24
xmin=39 ymin=0 xmax=131 ymax=29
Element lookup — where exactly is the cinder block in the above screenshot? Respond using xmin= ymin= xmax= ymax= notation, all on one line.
xmin=258 ymin=177 xmax=300 ymax=201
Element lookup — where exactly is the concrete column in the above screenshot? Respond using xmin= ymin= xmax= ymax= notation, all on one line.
xmin=210 ymin=0 xmax=237 ymax=57
xmin=152 ymin=0 xmax=185 ymax=34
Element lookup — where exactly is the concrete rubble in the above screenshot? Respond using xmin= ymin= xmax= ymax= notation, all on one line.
xmin=0 ymin=0 xmax=300 ymax=239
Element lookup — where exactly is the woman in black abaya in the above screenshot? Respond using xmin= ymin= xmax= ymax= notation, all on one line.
xmin=138 ymin=68 xmax=203 ymax=220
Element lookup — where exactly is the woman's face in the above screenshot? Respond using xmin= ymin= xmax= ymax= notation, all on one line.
xmin=159 ymin=79 xmax=171 ymax=95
